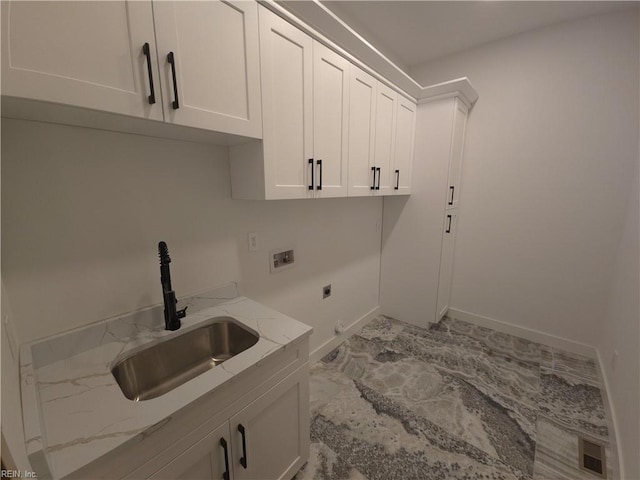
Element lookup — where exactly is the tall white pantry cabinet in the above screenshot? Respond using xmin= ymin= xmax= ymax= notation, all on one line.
xmin=436 ymin=98 xmax=468 ymax=321
xmin=380 ymin=96 xmax=470 ymax=326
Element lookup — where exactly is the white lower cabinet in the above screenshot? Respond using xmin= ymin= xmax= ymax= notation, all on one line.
xmin=146 ymin=366 xmax=309 ymax=480
xmin=231 ymin=367 xmax=310 ymax=480
xmin=149 ymin=422 xmax=231 ymax=480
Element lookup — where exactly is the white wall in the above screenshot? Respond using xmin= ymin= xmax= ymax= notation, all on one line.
xmin=600 ymin=157 xmax=639 ymax=480
xmin=0 ymin=119 xmax=382 ymax=354
xmin=409 ymin=8 xmax=639 ymax=347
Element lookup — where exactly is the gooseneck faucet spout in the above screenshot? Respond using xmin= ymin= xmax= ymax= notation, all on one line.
xmin=158 ymin=241 xmax=187 ymax=330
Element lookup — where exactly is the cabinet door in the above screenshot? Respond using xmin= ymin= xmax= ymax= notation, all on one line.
xmin=313 ymin=42 xmax=350 ymax=198
xmin=153 ymin=1 xmax=262 ymax=138
xmin=259 ymin=6 xmax=314 ymax=200
xmin=445 ymin=99 xmax=468 ymax=209
xmin=231 ymin=366 xmax=310 ymax=480
xmin=373 ymin=83 xmax=398 ymax=195
xmin=436 ymin=210 xmax=458 ymax=322
xmin=149 ymin=422 xmax=233 ymax=480
xmin=348 ymin=65 xmax=377 ymax=197
xmin=1 ymin=1 xmax=162 ymax=121
xmin=392 ymin=97 xmax=416 ymax=195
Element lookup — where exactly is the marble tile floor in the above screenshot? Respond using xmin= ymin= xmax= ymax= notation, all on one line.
xmin=294 ymin=315 xmax=612 ymax=480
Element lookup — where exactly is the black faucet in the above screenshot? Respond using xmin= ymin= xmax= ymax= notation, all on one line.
xmin=158 ymin=241 xmax=187 ymax=330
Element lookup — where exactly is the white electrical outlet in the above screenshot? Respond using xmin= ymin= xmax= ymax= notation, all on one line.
xmin=248 ymin=232 xmax=259 ymax=252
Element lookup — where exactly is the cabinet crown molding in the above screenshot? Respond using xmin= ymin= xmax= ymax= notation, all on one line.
xmin=270 ymin=0 xmax=479 ymax=107
xmin=417 ymin=77 xmax=479 ymax=109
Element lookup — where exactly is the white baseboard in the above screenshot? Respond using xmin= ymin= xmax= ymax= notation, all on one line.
xmin=309 ymin=306 xmax=381 ymax=364
xmin=595 ymin=350 xmax=624 ymax=480
xmin=447 ymin=308 xmax=597 ymax=358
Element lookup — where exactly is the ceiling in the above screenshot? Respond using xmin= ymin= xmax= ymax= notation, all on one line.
xmin=320 ymin=1 xmax=637 ymax=70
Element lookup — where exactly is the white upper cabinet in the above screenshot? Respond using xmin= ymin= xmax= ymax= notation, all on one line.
xmin=373 ymin=83 xmax=398 ymax=195
xmin=2 ymin=0 xmax=262 ymax=138
xmin=258 ymin=5 xmax=314 ymax=199
xmin=312 ymin=42 xmax=350 ymax=198
xmin=231 ymin=5 xmax=417 ymax=200
xmin=392 ymin=96 xmax=417 ymax=194
xmin=348 ymin=65 xmax=378 ymax=197
xmin=1 ymin=1 xmax=162 ymax=121
xmin=446 ymin=99 xmax=469 ymax=209
xmin=231 ymin=6 xmax=351 ymax=200
xmin=152 ymin=1 xmax=262 ymax=138
xmin=348 ymin=66 xmax=415 ymax=197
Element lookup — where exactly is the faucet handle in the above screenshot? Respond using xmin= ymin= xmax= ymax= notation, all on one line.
xmin=177 ymin=306 xmax=188 ymax=319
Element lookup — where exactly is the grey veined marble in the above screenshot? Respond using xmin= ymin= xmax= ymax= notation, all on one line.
xmin=295 ymin=316 xmax=613 ymax=480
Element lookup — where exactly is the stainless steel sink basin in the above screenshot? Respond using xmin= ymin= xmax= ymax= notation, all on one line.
xmin=111 ymin=317 xmax=259 ymax=401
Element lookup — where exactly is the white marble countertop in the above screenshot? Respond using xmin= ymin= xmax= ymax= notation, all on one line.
xmin=20 ymin=289 xmax=312 ymax=479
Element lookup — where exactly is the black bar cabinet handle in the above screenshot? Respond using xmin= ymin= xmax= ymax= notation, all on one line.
xmin=370 ymin=167 xmax=376 ymax=190
xmin=376 ymin=167 xmax=381 ymax=190
xmin=167 ymin=52 xmax=179 ymax=109
xmin=395 ymin=169 xmax=400 ymax=190
xmin=446 ymin=215 xmax=452 ymax=233
xmin=142 ymin=43 xmax=156 ymax=105
xmin=309 ymin=159 xmax=314 ymax=190
xmin=220 ymin=438 xmax=230 ymax=480
xmin=238 ymin=424 xmax=248 ymax=469
xmin=316 ymin=159 xmax=323 ymax=190
xmin=449 ymin=186 xmax=455 ymax=205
